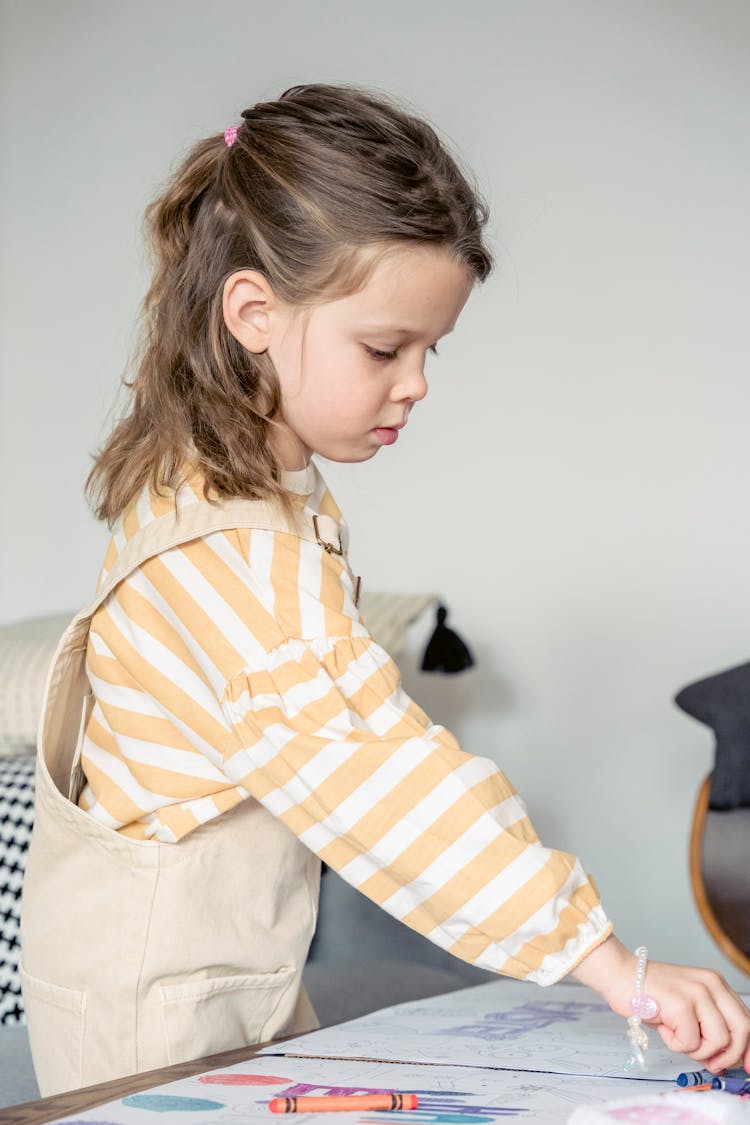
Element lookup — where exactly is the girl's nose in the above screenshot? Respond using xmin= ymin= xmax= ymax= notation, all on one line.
xmin=393 ymin=365 xmax=428 ymax=403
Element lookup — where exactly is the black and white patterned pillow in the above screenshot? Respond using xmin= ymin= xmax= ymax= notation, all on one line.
xmin=0 ymin=754 xmax=36 ymax=1024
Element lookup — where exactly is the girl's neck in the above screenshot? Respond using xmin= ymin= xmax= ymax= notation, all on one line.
xmin=270 ymin=425 xmax=312 ymax=472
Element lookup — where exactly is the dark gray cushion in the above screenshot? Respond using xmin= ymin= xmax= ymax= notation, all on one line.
xmin=0 ymin=1026 xmax=38 ymax=1108
xmin=675 ymin=662 xmax=750 ymax=809
xmin=303 ymin=960 xmax=474 ymax=1027
xmin=308 ymin=867 xmax=495 ymax=984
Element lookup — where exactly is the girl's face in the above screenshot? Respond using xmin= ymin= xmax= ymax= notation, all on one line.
xmin=266 ymin=245 xmax=474 ymax=468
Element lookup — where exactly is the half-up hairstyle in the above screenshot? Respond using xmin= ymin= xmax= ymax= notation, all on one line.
xmin=86 ymin=83 xmax=494 ymax=525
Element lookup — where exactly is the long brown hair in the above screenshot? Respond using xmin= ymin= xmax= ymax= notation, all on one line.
xmin=86 ymin=83 xmax=495 ymax=525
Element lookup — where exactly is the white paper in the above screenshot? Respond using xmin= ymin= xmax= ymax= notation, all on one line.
xmin=43 ymin=983 xmax=750 ymax=1124
xmin=46 ymin=1049 xmax=661 ymax=1125
xmin=264 ymin=981 xmax=695 ymax=1081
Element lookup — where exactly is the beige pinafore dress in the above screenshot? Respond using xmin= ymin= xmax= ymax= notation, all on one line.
xmin=19 ymin=496 xmax=348 ymax=1096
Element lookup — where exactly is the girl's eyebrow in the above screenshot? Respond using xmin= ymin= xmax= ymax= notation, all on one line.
xmin=359 ymin=324 xmax=453 ymax=337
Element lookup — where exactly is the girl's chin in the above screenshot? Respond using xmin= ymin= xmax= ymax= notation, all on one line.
xmin=313 ymin=440 xmax=382 ymax=464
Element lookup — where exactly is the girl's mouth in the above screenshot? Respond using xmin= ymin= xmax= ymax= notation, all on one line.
xmin=373 ymin=427 xmax=400 ymax=445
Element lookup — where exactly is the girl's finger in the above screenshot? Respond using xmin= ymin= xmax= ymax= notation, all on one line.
xmin=656 ymin=1004 xmax=702 ymax=1056
xmin=683 ymin=994 xmax=731 ymax=1062
xmin=698 ymin=994 xmax=750 ymax=1072
xmin=655 ymin=989 xmax=723 ymax=1059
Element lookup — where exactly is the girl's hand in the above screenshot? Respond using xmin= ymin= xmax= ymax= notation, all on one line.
xmin=571 ymin=933 xmax=750 ymax=1073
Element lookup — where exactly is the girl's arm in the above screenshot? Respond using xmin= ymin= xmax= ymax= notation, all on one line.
xmin=222 ymin=627 xmax=612 ymax=986
xmin=87 ymin=513 xmax=750 ymax=1072
xmin=219 ymin=529 xmax=750 ymax=1071
xmin=571 ymin=934 xmax=750 ymax=1072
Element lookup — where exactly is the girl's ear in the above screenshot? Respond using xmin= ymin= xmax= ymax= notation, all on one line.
xmin=222 ymin=269 xmax=279 ymax=353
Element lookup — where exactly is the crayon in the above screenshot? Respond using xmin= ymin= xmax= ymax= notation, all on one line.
xmin=676 ymin=1070 xmax=715 ymax=1088
xmin=268 ymin=1095 xmax=419 ymax=1114
xmin=682 ymin=1084 xmax=713 ymax=1091
xmin=711 ymin=1077 xmax=750 ymax=1094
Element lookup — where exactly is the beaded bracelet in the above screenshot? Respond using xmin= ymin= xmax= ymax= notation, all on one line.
xmin=624 ymin=946 xmax=661 ymax=1072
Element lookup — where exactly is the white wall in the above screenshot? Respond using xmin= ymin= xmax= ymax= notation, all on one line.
xmin=2 ymin=0 xmax=749 ymax=986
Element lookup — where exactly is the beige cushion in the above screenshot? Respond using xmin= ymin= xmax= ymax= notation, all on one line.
xmin=358 ymin=591 xmax=436 ymax=659
xmin=0 ymin=616 xmax=71 ymax=756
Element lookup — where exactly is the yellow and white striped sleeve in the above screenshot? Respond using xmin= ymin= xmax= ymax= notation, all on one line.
xmin=219 ymin=538 xmax=613 ymax=986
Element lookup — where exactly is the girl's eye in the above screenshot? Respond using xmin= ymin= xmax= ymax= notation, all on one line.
xmin=364 ymin=344 xmax=439 ymax=363
xmin=364 ymin=346 xmax=398 ymax=362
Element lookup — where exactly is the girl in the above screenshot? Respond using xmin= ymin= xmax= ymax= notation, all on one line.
xmin=21 ymin=82 xmax=750 ymax=1096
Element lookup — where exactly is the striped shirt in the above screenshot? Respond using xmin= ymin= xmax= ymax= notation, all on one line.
xmin=78 ymin=460 xmax=612 ymax=984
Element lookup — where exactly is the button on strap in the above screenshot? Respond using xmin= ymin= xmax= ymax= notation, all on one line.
xmin=312 ymin=513 xmax=343 ymax=556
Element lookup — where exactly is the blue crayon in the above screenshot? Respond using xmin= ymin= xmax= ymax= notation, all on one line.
xmin=711 ymin=1076 xmax=750 ymax=1094
xmin=677 ymin=1070 xmax=715 ymax=1088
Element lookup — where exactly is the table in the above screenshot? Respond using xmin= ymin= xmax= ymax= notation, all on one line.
xmin=1 ymin=1042 xmax=270 ymax=1125
xmin=6 ymin=981 xmax=738 ymax=1125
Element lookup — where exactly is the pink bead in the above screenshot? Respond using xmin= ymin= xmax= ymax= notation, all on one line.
xmin=224 ymin=126 xmax=238 ymax=147
xmin=630 ymin=994 xmax=660 ymax=1020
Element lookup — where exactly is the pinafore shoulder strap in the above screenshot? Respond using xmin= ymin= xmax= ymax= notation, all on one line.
xmin=37 ymin=495 xmax=344 ymax=798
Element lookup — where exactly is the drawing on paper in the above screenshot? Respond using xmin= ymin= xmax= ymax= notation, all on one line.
xmin=42 ymin=1052 xmax=653 ymax=1125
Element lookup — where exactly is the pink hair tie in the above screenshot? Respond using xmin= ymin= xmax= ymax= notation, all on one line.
xmin=224 ymin=125 xmax=239 ymax=147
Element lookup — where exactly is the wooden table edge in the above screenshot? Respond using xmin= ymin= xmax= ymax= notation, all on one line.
xmin=0 ymin=1038 xmax=294 ymax=1125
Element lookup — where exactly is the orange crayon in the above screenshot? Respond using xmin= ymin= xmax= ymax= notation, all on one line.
xmin=268 ymin=1094 xmax=419 ymax=1113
